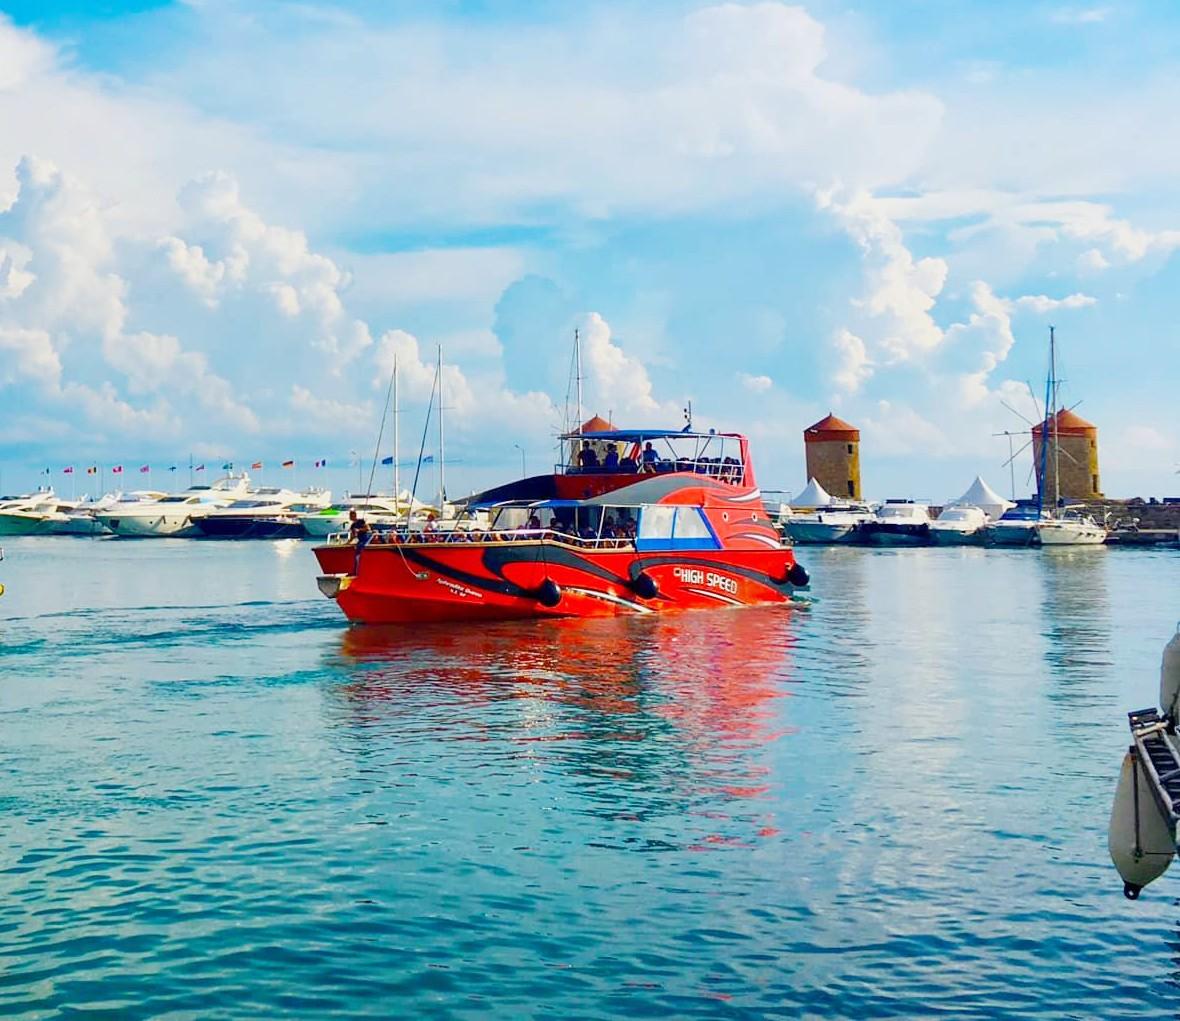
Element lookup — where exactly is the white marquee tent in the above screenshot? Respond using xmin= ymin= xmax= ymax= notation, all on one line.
xmin=952 ymin=476 xmax=1014 ymax=520
xmin=791 ymin=477 xmax=834 ymax=509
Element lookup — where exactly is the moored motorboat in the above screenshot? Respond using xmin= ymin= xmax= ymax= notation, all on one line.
xmin=313 ymin=424 xmax=809 ymax=623
xmin=1036 ymin=508 xmax=1107 ymax=546
xmin=779 ymin=477 xmax=873 ymax=545
xmin=983 ymin=506 xmax=1047 ymax=547
xmin=0 ymin=491 xmax=60 ymax=535
xmin=857 ymin=501 xmax=932 ymax=546
xmin=196 ymin=486 xmax=332 ymax=539
xmin=928 ymin=505 xmax=988 ymax=546
xmin=98 ymin=475 xmax=252 ymax=537
xmin=301 ymin=492 xmax=420 ymax=540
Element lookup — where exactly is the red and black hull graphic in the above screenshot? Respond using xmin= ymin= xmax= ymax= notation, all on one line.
xmin=313 ymin=539 xmax=806 ymax=624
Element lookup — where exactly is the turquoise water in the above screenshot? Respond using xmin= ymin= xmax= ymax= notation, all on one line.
xmin=1 ymin=537 xmax=1178 ymax=1018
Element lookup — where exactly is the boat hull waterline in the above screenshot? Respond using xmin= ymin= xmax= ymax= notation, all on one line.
xmin=314 ymin=540 xmax=803 ymax=623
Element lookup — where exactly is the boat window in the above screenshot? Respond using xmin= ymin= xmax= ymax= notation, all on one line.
xmin=636 ymin=506 xmax=720 ymax=551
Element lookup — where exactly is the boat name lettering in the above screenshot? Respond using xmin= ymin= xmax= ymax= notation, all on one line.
xmin=673 ymin=567 xmax=738 ymax=594
xmin=437 ymin=578 xmax=483 ymax=599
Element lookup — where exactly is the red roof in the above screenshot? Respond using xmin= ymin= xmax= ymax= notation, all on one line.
xmin=1032 ymin=408 xmax=1097 ymax=437
xmin=804 ymin=413 xmax=860 ymax=441
xmin=578 ymin=414 xmax=617 ymax=433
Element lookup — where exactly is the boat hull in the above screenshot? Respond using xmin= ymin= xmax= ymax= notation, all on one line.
xmin=0 ymin=514 xmax=49 ymax=536
xmin=100 ymin=513 xmax=202 ymax=538
xmin=1037 ymin=523 xmax=1107 ymax=546
xmin=313 ymin=539 xmax=803 ymax=624
xmin=196 ymin=516 xmax=305 ymax=540
xmin=928 ymin=527 xmax=985 ymax=547
xmin=859 ymin=524 xmax=930 ymax=547
xmin=783 ymin=520 xmax=858 ymax=545
xmin=984 ymin=523 xmax=1040 ymax=547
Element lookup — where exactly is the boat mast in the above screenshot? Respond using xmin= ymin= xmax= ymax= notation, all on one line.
xmin=1050 ymin=325 xmax=1060 ymax=512
xmin=575 ymin=328 xmax=583 ymax=434
xmin=437 ymin=345 xmax=446 ymax=511
xmin=393 ymin=354 xmax=400 ymax=504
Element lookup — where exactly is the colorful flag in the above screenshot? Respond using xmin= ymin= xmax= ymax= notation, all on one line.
xmin=139 ymin=465 xmax=150 ymax=473
xmin=169 ymin=465 xmax=177 ymax=472
xmin=195 ymin=464 xmax=205 ymax=472
xmin=381 ymin=455 xmax=394 ymax=465
xmin=86 ymin=466 xmax=97 ymax=475
xmin=422 ymin=455 xmax=434 ymax=464
xmin=112 ymin=466 xmax=123 ymax=475
xmin=221 ymin=462 xmax=233 ymax=471
xmin=281 ymin=460 xmax=294 ymax=468
xmin=40 ymin=468 xmax=50 ymax=476
xmin=62 ymin=466 xmax=74 ymax=475
xmin=314 ymin=459 xmax=326 ymax=468
xmin=251 ymin=461 xmax=262 ymax=470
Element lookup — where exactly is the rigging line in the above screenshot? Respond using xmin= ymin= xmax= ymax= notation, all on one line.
xmin=365 ymin=358 xmax=399 ymax=499
xmin=409 ymin=360 xmax=440 ymax=513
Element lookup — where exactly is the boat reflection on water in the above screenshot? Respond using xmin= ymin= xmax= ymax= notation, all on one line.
xmin=329 ymin=606 xmax=801 ymax=846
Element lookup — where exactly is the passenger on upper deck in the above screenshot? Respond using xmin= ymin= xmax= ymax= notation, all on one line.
xmin=603 ymin=445 xmax=620 ymax=472
xmin=577 ymin=441 xmax=599 ymax=470
xmin=640 ymin=442 xmax=659 ymax=472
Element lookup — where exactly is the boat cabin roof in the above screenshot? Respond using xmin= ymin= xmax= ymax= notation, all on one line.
xmin=560 ymin=428 xmax=743 ymax=442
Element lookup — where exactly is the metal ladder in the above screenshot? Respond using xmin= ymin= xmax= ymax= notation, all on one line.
xmin=1128 ymin=708 xmax=1180 ymax=825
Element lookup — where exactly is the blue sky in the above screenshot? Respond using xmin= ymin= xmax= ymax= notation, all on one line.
xmin=0 ymin=0 xmax=1177 ymax=500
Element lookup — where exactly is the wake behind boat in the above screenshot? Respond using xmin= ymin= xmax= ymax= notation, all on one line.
xmin=314 ymin=424 xmax=809 ymax=623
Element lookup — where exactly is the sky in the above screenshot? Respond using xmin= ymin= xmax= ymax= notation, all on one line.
xmin=0 ymin=0 xmax=1178 ymax=501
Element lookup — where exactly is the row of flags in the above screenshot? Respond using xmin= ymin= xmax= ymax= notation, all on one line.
xmin=43 ymin=459 xmax=332 ymax=475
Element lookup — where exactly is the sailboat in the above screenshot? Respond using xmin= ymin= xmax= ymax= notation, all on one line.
xmin=1033 ymin=327 xmax=1107 ymax=547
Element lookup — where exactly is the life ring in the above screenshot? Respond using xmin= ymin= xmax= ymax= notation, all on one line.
xmin=631 ymin=572 xmax=659 ymax=600
xmin=536 ymin=578 xmax=562 ymax=607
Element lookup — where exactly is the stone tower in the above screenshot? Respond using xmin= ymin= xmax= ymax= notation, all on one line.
xmin=803 ymin=413 xmax=861 ymax=500
xmin=1032 ymin=409 xmax=1102 ymax=503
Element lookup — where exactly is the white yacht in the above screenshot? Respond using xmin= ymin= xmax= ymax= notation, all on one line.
xmin=1036 ymin=507 xmax=1107 ymax=546
xmin=0 ymin=491 xmax=60 ymax=535
xmin=301 ymin=493 xmax=411 ymax=539
xmin=779 ymin=477 xmax=874 ymax=545
xmin=858 ymin=501 xmax=933 ymax=546
xmin=97 ymin=475 xmax=252 ymax=538
xmin=41 ymin=494 xmax=121 ymax=536
xmin=929 ymin=505 xmax=989 ymax=546
xmin=194 ymin=486 xmax=333 ymax=539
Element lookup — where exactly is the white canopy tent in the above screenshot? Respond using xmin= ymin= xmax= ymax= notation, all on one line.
xmin=951 ymin=476 xmax=1014 ymax=520
xmin=791 ymin=477 xmax=834 ymax=509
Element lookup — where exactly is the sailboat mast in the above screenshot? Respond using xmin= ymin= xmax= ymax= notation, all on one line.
xmin=437 ymin=345 xmax=446 ymax=510
xmin=392 ymin=354 xmax=400 ymax=504
xmin=575 ymin=328 xmax=583 ymax=434
xmin=1050 ymin=325 xmax=1060 ymax=511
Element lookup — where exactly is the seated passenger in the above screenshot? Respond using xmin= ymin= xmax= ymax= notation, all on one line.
xmin=577 ymin=441 xmax=600 ymax=470
xmin=603 ymin=445 xmax=620 ymax=472
xmin=619 ymin=456 xmax=637 ymax=472
xmin=640 ymin=442 xmax=659 ymax=472
xmin=526 ymin=514 xmax=542 ymax=530
xmin=602 ymin=514 xmax=618 ymax=538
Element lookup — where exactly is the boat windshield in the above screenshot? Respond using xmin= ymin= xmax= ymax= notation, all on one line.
xmin=158 ymin=496 xmax=196 ymax=504
xmin=226 ymin=499 xmax=281 ymax=509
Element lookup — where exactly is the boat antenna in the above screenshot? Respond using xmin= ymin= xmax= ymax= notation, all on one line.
xmin=575 ymin=328 xmax=583 ymax=434
xmin=409 ymin=358 xmax=440 ymax=514
xmin=365 ymin=352 xmax=399 ymax=499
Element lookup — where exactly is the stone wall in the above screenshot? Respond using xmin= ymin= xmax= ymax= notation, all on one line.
xmin=804 ymin=440 xmax=861 ymax=500
xmin=1033 ymin=432 xmax=1102 ymax=501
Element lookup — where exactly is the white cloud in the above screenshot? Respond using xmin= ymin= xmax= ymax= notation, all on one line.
xmin=830 ymin=329 xmax=872 ymax=394
xmin=1008 ymin=292 xmax=1096 ymax=313
xmin=737 ymin=372 xmax=773 ymax=393
xmin=1050 ymin=7 xmax=1112 ymax=24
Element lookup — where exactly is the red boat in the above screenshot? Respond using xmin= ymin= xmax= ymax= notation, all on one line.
xmin=312 ymin=425 xmax=809 ymax=624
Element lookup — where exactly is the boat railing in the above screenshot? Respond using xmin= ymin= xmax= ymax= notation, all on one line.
xmin=558 ymin=458 xmax=746 ymax=485
xmin=327 ymin=527 xmax=636 ymax=550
